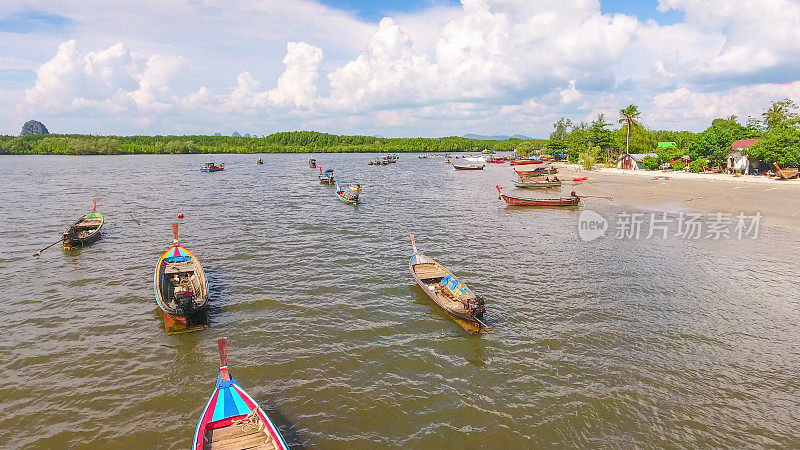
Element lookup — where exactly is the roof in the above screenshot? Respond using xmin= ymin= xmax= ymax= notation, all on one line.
xmin=731 ymin=139 xmax=761 ymax=150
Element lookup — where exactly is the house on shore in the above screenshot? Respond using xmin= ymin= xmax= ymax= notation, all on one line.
xmin=727 ymin=139 xmax=761 ymax=174
xmin=618 ymin=153 xmax=657 ymax=170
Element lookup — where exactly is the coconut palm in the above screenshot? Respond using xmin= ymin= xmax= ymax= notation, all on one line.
xmin=618 ymin=105 xmax=641 ymax=154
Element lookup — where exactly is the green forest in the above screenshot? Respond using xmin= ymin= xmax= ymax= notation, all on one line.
xmin=2 ymin=99 xmax=797 ymax=168
xmin=0 ymin=131 xmax=545 ymax=156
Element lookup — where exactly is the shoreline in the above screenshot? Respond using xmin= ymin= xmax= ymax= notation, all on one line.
xmin=551 ymin=163 xmax=800 ymax=229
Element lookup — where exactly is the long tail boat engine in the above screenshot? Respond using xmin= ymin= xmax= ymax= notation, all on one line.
xmin=467 ymin=297 xmax=486 ymax=318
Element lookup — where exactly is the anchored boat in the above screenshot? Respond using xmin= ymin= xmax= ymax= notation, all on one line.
xmin=409 ymin=234 xmax=491 ymax=333
xmin=318 ymin=167 xmax=335 ymax=184
xmin=335 ymin=182 xmax=359 ymax=205
xmin=201 ymin=162 xmax=225 ymax=172
xmin=62 ymin=198 xmax=103 ymax=250
xmin=154 ymin=223 xmax=209 ymax=334
xmin=453 ymin=164 xmax=484 ymax=170
xmin=309 ymin=158 xmax=316 ymax=168
xmin=496 ymin=185 xmax=580 ymax=207
xmin=512 ymin=178 xmax=562 ymax=188
xmin=193 ymin=337 xmax=289 ymax=450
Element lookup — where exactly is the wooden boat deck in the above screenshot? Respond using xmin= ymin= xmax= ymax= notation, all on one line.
xmin=164 ymin=260 xmax=197 ymax=274
xmin=412 ymin=262 xmax=447 ymax=280
xmin=204 ymin=423 xmax=276 ymax=450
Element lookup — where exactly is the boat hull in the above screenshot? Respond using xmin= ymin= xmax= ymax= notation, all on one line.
xmin=154 ymin=245 xmax=209 ymax=334
xmin=200 ymin=168 xmax=224 ymax=172
xmin=500 ymin=194 xmax=579 ymax=206
xmin=453 ymin=165 xmax=484 ymax=170
xmin=512 ymin=180 xmax=562 ymax=189
xmin=62 ymin=212 xmax=104 ymax=250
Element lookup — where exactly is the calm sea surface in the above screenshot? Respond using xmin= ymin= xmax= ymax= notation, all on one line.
xmin=0 ymin=154 xmax=798 ymax=448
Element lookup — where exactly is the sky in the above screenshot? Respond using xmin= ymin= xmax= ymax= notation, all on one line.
xmin=1 ymin=0 xmax=799 ymax=137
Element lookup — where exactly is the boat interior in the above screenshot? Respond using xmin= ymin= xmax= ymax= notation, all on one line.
xmin=204 ymin=412 xmax=277 ymax=450
xmin=73 ymin=216 xmax=102 ymax=238
xmin=412 ymin=262 xmax=471 ymax=313
xmin=159 ymin=256 xmax=206 ymax=311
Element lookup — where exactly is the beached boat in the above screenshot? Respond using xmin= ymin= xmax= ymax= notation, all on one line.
xmin=773 ymin=163 xmax=799 ymax=180
xmin=512 ymin=179 xmax=562 ymax=188
xmin=154 ymin=223 xmax=209 ymax=334
xmin=509 ymin=159 xmax=542 ymax=166
xmin=514 ymin=165 xmax=558 ymax=178
xmin=409 ymin=235 xmax=491 ymax=333
xmin=335 ymin=182 xmax=359 ymax=205
xmin=453 ymin=164 xmax=484 ymax=170
xmin=319 ymin=168 xmax=335 ymax=184
xmin=193 ymin=337 xmax=289 ymax=450
xmin=485 ymin=155 xmax=505 ymax=163
xmin=496 ymin=186 xmax=580 ymax=206
xmin=309 ymin=158 xmax=316 ymax=168
xmin=62 ymin=199 xmax=103 ymax=250
xmin=201 ymin=162 xmax=225 ymax=172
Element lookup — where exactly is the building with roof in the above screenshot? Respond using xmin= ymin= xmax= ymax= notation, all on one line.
xmin=727 ymin=139 xmax=761 ymax=174
xmin=617 ymin=153 xmax=658 ymax=170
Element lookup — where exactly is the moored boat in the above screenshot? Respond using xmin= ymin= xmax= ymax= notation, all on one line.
xmin=409 ymin=235 xmax=491 ymax=333
xmin=193 ymin=337 xmax=289 ymax=450
xmin=453 ymin=164 xmax=484 ymax=170
xmin=309 ymin=158 xmax=316 ymax=168
xmin=154 ymin=223 xmax=209 ymax=334
xmin=318 ymin=167 xmax=335 ymax=184
xmin=201 ymin=162 xmax=225 ymax=172
xmin=62 ymin=198 xmax=103 ymax=250
xmin=257 ymin=157 xmax=263 ymax=165
xmin=496 ymin=185 xmax=580 ymax=206
xmin=336 ymin=182 xmax=359 ymax=205
xmin=386 ymin=154 xmax=399 ymax=163
xmin=485 ymin=155 xmax=505 ymax=163
xmin=773 ymin=163 xmax=799 ymax=180
xmin=512 ymin=178 xmax=562 ymax=188
xmin=509 ymin=159 xmax=542 ymax=166
xmin=513 ymin=165 xmax=558 ymax=178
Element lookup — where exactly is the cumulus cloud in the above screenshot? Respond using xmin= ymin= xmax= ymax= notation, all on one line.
xmin=8 ymin=0 xmax=800 ymax=135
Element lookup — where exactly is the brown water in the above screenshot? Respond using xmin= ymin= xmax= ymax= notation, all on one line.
xmin=1 ymin=154 xmax=799 ymax=448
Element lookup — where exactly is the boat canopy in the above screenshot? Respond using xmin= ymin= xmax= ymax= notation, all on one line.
xmin=163 ymin=245 xmax=192 ymax=263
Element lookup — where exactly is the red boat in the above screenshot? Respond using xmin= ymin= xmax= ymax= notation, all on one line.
xmin=496 ymin=185 xmax=580 ymax=206
xmin=485 ymin=155 xmax=505 ymax=163
xmin=453 ymin=164 xmax=484 ymax=170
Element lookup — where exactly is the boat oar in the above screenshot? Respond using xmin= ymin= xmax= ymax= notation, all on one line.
xmin=33 ymin=238 xmax=63 ymax=258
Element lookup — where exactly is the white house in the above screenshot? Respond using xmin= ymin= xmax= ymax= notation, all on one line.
xmin=727 ymin=139 xmax=761 ymax=174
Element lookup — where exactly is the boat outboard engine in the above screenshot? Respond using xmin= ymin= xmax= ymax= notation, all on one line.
xmin=468 ymin=297 xmax=486 ymax=318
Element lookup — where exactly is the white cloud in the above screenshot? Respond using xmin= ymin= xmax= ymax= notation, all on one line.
xmin=4 ymin=0 xmax=800 ymax=135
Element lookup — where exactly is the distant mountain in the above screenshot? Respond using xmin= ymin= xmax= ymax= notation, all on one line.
xmin=21 ymin=120 xmax=49 ymax=136
xmin=463 ymin=133 xmax=540 ymax=140
xmin=244 ymin=133 xmax=251 ymax=138
xmin=213 ymin=132 xmax=221 ymax=136
xmin=231 ymin=131 xmax=241 ymax=137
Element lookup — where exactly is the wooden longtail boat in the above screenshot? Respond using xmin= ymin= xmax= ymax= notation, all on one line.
xmin=386 ymin=154 xmax=398 ymax=163
xmin=485 ymin=155 xmax=505 ymax=163
xmin=496 ymin=185 xmax=580 ymax=207
xmin=509 ymin=159 xmax=542 ymax=165
xmin=309 ymin=158 xmax=316 ymax=168
xmin=194 ymin=338 xmax=289 ymax=450
xmin=409 ymin=234 xmax=492 ymax=333
xmin=201 ymin=162 xmax=225 ymax=172
xmin=512 ymin=179 xmax=562 ymax=188
xmin=773 ymin=163 xmax=799 ymax=180
xmin=335 ymin=182 xmax=359 ymax=205
xmin=257 ymin=157 xmax=263 ymax=165
xmin=348 ymin=184 xmax=362 ymax=192
xmin=154 ymin=223 xmax=209 ymax=334
xmin=318 ymin=167 xmax=335 ymax=184
xmin=62 ymin=198 xmax=103 ymax=250
xmin=513 ymin=165 xmax=557 ymax=177
xmin=453 ymin=164 xmax=484 ymax=170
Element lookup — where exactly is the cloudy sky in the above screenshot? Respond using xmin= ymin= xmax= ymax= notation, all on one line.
xmin=1 ymin=0 xmax=799 ymax=137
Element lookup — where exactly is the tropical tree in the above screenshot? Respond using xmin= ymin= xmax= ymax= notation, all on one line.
xmin=618 ymin=104 xmax=641 ymax=154
xmin=762 ymin=99 xmax=798 ymax=130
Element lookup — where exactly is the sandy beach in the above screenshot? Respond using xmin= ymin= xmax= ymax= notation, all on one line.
xmin=550 ymin=163 xmax=800 ymax=229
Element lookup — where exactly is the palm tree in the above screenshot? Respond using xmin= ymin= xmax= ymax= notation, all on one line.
xmin=763 ymin=102 xmax=788 ymax=130
xmin=618 ymin=105 xmax=641 ymax=154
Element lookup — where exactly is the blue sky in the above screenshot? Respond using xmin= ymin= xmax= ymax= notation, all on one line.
xmin=1 ymin=0 xmax=798 ymax=136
